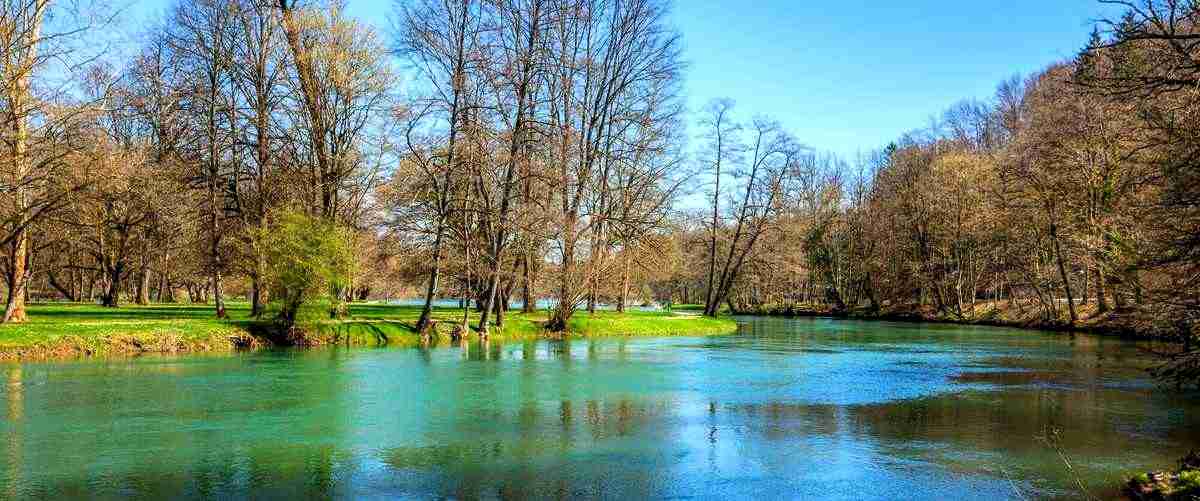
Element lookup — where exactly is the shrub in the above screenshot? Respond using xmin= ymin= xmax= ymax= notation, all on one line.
xmin=256 ymin=210 xmax=354 ymax=328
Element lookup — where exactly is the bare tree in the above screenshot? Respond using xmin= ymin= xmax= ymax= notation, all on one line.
xmin=395 ymin=0 xmax=481 ymax=333
xmin=544 ymin=0 xmax=682 ymax=331
xmin=703 ymin=117 xmax=797 ymax=316
xmin=0 ymin=0 xmax=110 ymax=321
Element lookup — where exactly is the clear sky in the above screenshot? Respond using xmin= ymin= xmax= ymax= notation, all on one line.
xmin=128 ymin=0 xmax=1120 ymax=158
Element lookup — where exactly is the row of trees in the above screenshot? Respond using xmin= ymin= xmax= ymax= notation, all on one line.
xmin=661 ymin=0 xmax=1200 ymax=378
xmin=4 ymin=0 xmax=1197 ymax=365
xmin=0 ymin=0 xmax=698 ymax=335
xmin=1 ymin=0 xmax=391 ymax=326
xmin=387 ymin=0 xmax=685 ymax=335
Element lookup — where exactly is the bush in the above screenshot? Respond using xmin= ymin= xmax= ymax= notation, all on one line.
xmin=255 ymin=210 xmax=354 ymax=328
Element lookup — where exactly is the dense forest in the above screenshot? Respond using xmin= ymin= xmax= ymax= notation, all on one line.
xmin=1 ymin=1 xmax=1198 ymax=372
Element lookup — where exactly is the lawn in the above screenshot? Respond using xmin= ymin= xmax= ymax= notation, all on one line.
xmin=0 ymin=302 xmax=738 ymax=360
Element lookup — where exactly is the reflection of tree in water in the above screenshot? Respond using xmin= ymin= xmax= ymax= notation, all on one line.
xmin=844 ymin=388 xmax=1200 ymax=498
xmin=379 ymin=396 xmax=672 ymax=498
xmin=4 ymin=366 xmax=22 ymax=500
xmin=721 ymin=401 xmax=844 ymax=440
xmin=4 ymin=351 xmax=358 ymax=499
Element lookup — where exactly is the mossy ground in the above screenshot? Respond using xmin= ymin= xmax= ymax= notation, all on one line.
xmin=0 ymin=302 xmax=737 ymax=360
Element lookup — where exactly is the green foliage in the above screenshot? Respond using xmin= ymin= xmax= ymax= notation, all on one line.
xmin=256 ymin=210 xmax=355 ymax=326
xmin=1175 ymin=470 xmax=1200 ymax=494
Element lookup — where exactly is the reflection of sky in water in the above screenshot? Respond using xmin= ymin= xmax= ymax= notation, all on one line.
xmin=1 ymin=317 xmax=1197 ymax=499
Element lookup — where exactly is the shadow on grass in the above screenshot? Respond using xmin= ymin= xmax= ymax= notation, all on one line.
xmin=29 ymin=303 xmax=253 ymax=321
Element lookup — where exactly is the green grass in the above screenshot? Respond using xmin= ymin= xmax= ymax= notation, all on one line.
xmin=0 ymin=302 xmax=259 ymax=359
xmin=0 ymin=301 xmax=737 ymax=360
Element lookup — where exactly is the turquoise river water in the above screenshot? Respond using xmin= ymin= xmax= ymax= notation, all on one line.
xmin=1 ymin=316 xmax=1197 ymax=499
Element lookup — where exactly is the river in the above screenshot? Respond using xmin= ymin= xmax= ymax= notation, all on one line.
xmin=1 ymin=316 xmax=1196 ymax=499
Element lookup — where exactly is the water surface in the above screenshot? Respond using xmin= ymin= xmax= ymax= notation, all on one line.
xmin=1 ymin=316 xmax=1195 ymax=499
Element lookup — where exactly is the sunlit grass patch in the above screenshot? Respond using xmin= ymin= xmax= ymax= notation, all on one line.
xmin=0 ymin=301 xmax=737 ymax=360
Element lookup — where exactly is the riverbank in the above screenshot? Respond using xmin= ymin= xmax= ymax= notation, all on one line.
xmin=1126 ymin=453 xmax=1200 ymax=500
xmin=729 ymin=300 xmax=1162 ymax=340
xmin=0 ymin=302 xmax=738 ymax=361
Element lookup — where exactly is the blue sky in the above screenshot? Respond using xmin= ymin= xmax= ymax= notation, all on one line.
xmin=128 ymin=0 xmax=1119 ymax=158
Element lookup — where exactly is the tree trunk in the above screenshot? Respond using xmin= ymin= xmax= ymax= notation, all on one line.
xmin=1049 ymin=220 xmax=1078 ymax=323
xmin=136 ymin=263 xmax=151 ymax=305
xmin=250 ymin=274 xmax=265 ymax=317
xmin=101 ymin=267 xmax=122 ymax=308
xmin=493 ymin=283 xmax=506 ymax=328
xmin=548 ymin=214 xmax=577 ymax=332
xmin=47 ymin=270 xmax=76 ymax=302
xmin=521 ymin=252 xmax=535 ymax=314
xmin=3 ymin=234 xmax=29 ymax=322
xmin=416 ymin=221 xmax=446 ymax=333
xmin=617 ymin=251 xmax=630 ymax=313
xmin=476 ymin=267 xmax=498 ymax=337
xmin=586 ymin=283 xmax=596 ymax=313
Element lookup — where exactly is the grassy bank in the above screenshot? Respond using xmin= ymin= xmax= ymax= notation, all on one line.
xmin=0 ymin=302 xmax=738 ymax=360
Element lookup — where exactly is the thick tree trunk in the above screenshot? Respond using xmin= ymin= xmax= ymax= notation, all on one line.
xmin=548 ymin=215 xmax=577 ymax=332
xmin=477 ymin=267 xmax=498 ymax=337
xmin=493 ymin=283 xmax=506 ymax=328
xmin=101 ymin=268 xmax=122 ymax=308
xmin=250 ymin=274 xmax=265 ymax=317
xmin=3 ymin=105 xmax=29 ymax=321
xmin=136 ymin=264 xmax=151 ymax=305
xmin=4 ymin=233 xmax=29 ymax=323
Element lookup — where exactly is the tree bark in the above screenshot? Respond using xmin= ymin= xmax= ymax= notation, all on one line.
xmin=617 ymin=250 xmax=630 ymax=313
xmin=1096 ymin=266 xmax=1108 ymax=313
xmin=1049 ymin=219 xmax=1078 ymax=323
xmin=136 ymin=261 xmax=151 ymax=305
xmin=47 ymin=270 xmax=77 ymax=301
xmin=4 ymin=235 xmax=29 ymax=322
